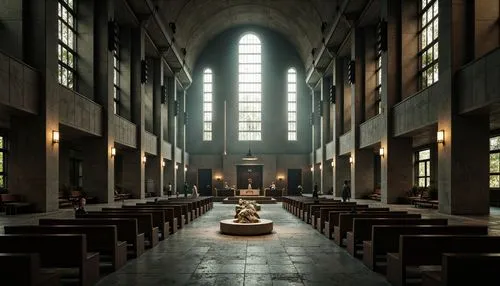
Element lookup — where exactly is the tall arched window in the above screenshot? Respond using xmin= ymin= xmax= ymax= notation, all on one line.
xmin=203 ymin=68 xmax=213 ymax=141
xmin=238 ymin=34 xmax=261 ymax=141
xmin=287 ymin=68 xmax=297 ymax=141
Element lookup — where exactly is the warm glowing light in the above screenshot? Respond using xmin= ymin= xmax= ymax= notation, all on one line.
xmin=319 ymin=164 xmax=322 ymax=170
xmin=184 ymin=166 xmax=188 ymax=172
xmin=142 ymin=156 xmax=147 ymax=163
xmin=310 ymin=166 xmax=314 ymax=172
xmin=111 ymin=147 xmax=116 ymax=157
xmin=437 ymin=130 xmax=445 ymax=144
xmin=379 ymin=147 xmax=384 ymax=157
xmin=162 ymin=160 xmax=166 ymax=167
xmin=52 ymin=130 xmax=60 ymax=143
xmin=175 ymin=164 xmax=179 ymax=170
xmin=349 ymin=156 xmax=353 ymax=164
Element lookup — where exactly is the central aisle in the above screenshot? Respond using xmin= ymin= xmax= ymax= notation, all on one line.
xmin=97 ymin=202 xmax=390 ymax=286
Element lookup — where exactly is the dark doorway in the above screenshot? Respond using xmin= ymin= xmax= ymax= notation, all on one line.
xmin=287 ymin=169 xmax=302 ymax=195
xmin=237 ymin=165 xmax=263 ymax=190
xmin=198 ymin=169 xmax=212 ymax=196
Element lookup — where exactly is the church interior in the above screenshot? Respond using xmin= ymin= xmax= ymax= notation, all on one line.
xmin=0 ymin=0 xmax=500 ymax=285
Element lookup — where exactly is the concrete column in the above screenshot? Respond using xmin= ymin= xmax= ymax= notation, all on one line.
xmin=148 ymin=58 xmax=163 ymax=196
xmin=122 ymin=25 xmax=145 ymax=199
xmin=310 ymin=87 xmax=315 ymax=191
xmin=438 ymin=0 xmax=489 ymax=215
xmin=333 ymin=58 xmax=350 ymax=196
xmin=165 ymin=76 xmax=176 ymax=193
xmin=182 ymin=89 xmax=187 ymax=183
xmin=9 ymin=0 xmax=59 ymax=211
xmin=321 ymin=77 xmax=332 ymax=193
xmin=380 ymin=0 xmax=413 ymax=204
xmin=350 ymin=28 xmax=374 ymax=199
xmin=81 ymin=0 xmax=114 ymax=203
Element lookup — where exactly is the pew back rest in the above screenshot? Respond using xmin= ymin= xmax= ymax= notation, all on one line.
xmin=0 ymin=234 xmax=87 ymax=267
xmin=0 ymin=253 xmax=40 ymax=285
xmin=122 ymin=206 xmax=176 ymax=220
xmin=372 ymin=225 xmax=489 ymax=255
xmin=78 ymin=212 xmax=153 ymax=235
xmin=442 ymin=253 xmax=500 ymax=285
xmin=101 ymin=208 xmax=165 ymax=226
xmin=5 ymin=225 xmax=118 ymax=253
xmin=331 ymin=209 xmax=402 ymax=226
xmin=400 ymin=235 xmax=500 ymax=265
xmin=353 ymin=218 xmax=447 ymax=241
xmin=339 ymin=212 xmax=418 ymax=233
xmin=39 ymin=218 xmax=138 ymax=244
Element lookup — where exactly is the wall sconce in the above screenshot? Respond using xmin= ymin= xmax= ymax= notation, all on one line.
xmin=52 ymin=130 xmax=60 ymax=144
xmin=162 ymin=160 xmax=166 ymax=167
xmin=349 ymin=156 xmax=353 ymax=164
xmin=331 ymin=161 xmax=335 ymax=167
xmin=278 ymin=177 xmax=284 ymax=181
xmin=310 ymin=166 xmax=314 ymax=172
xmin=111 ymin=147 xmax=116 ymax=157
xmin=184 ymin=166 xmax=188 ymax=172
xmin=379 ymin=147 xmax=384 ymax=157
xmin=175 ymin=164 xmax=179 ymax=170
xmin=142 ymin=156 xmax=147 ymax=164
xmin=319 ymin=164 xmax=322 ymax=170
xmin=216 ymin=176 xmax=221 ymax=181
xmin=437 ymin=130 xmax=445 ymax=144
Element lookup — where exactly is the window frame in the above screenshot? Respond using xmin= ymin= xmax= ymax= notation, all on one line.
xmin=0 ymin=133 xmax=8 ymax=192
xmin=287 ymin=67 xmax=297 ymax=141
xmin=489 ymin=136 xmax=500 ymax=188
xmin=418 ymin=0 xmax=439 ymax=89
xmin=202 ymin=68 xmax=213 ymax=141
xmin=415 ymin=148 xmax=431 ymax=187
xmin=375 ymin=49 xmax=382 ymax=115
xmin=238 ymin=33 xmax=262 ymax=141
xmin=113 ymin=30 xmax=120 ymax=115
xmin=57 ymin=0 xmax=78 ymax=90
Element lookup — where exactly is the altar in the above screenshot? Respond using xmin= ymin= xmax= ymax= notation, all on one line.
xmin=238 ymin=189 xmax=260 ymax=196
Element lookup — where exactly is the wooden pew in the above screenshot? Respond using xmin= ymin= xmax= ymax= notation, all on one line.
xmin=334 ymin=212 xmax=420 ymax=245
xmin=155 ymin=201 xmax=192 ymax=222
xmin=299 ymin=200 xmax=340 ymax=220
xmin=0 ymin=234 xmax=99 ymax=286
xmin=39 ymin=218 xmax=144 ymax=258
xmin=101 ymin=208 xmax=170 ymax=239
xmin=323 ymin=208 xmax=392 ymax=239
xmin=76 ymin=212 xmax=159 ymax=248
xmin=307 ymin=202 xmax=358 ymax=225
xmin=138 ymin=203 xmax=185 ymax=228
xmin=0 ymin=253 xmax=60 ymax=286
xmin=346 ymin=218 xmax=448 ymax=257
xmin=362 ymin=225 xmax=488 ymax=271
xmin=122 ymin=205 xmax=178 ymax=233
xmin=5 ymin=225 xmax=127 ymax=271
xmin=422 ymin=253 xmax=500 ymax=286
xmin=314 ymin=205 xmax=370 ymax=231
xmin=387 ymin=235 xmax=500 ymax=286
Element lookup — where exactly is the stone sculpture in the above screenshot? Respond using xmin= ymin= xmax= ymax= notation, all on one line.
xmin=234 ymin=199 xmax=260 ymax=223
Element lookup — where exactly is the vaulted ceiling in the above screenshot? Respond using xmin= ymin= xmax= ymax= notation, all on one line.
xmin=153 ymin=0 xmax=341 ymax=71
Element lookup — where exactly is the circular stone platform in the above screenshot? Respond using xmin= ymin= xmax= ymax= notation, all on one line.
xmin=220 ymin=219 xmax=273 ymax=236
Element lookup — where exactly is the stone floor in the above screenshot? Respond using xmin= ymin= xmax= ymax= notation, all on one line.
xmin=1 ymin=197 xmax=500 ymax=285
xmin=95 ymin=203 xmax=391 ymax=286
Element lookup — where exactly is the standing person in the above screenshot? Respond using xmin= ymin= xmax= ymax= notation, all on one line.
xmin=167 ymin=182 xmax=172 ymax=197
xmin=183 ymin=182 xmax=189 ymax=198
xmin=75 ymin=197 xmax=87 ymax=215
xmin=297 ymin=185 xmax=303 ymax=196
xmin=192 ymin=184 xmax=199 ymax=198
xmin=341 ymin=180 xmax=351 ymax=202
xmin=312 ymin=183 xmax=319 ymax=202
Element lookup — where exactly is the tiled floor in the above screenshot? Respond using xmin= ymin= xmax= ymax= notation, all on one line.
xmin=95 ymin=203 xmax=390 ymax=286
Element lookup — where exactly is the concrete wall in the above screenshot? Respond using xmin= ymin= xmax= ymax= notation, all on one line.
xmin=59 ymin=86 xmax=103 ymax=136
xmin=0 ymin=0 xmax=23 ymax=59
xmin=393 ymin=86 xmax=439 ymax=136
xmin=359 ymin=114 xmax=383 ymax=148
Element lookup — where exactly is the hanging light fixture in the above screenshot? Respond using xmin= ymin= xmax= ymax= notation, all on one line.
xmin=242 ymin=143 xmax=258 ymax=161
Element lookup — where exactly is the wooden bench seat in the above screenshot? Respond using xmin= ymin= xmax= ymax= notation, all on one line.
xmin=138 ymin=203 xmax=185 ymax=228
xmin=0 ymin=234 xmax=99 ymax=286
xmin=334 ymin=212 xmax=420 ymax=245
xmin=323 ymin=208 xmax=393 ymax=239
xmin=4 ymin=225 xmax=127 ymax=271
xmin=316 ymin=205 xmax=369 ymax=231
xmin=346 ymin=218 xmax=448 ymax=257
xmin=298 ymin=200 xmax=341 ymax=220
xmin=0 ymin=194 xmax=35 ymax=215
xmin=306 ymin=202 xmax=358 ymax=225
xmin=387 ymin=235 xmax=500 ymax=286
xmin=76 ymin=212 xmax=159 ymax=248
xmin=422 ymin=253 xmax=500 ymax=286
xmin=0 ymin=253 xmax=60 ymax=286
xmin=39 ymin=218 xmax=144 ymax=258
xmin=122 ymin=205 xmax=178 ymax=233
xmin=362 ymin=225 xmax=488 ymax=272
xmin=101 ymin=208 xmax=170 ymax=240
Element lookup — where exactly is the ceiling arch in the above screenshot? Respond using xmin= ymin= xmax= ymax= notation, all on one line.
xmin=156 ymin=0 xmax=339 ymax=71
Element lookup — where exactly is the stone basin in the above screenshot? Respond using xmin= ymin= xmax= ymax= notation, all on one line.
xmin=219 ymin=219 xmax=273 ymax=236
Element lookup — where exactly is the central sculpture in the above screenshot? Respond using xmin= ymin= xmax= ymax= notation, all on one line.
xmin=234 ymin=199 xmax=260 ymax=223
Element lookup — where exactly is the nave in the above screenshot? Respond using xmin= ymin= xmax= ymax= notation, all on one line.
xmin=95 ymin=202 xmax=389 ymax=286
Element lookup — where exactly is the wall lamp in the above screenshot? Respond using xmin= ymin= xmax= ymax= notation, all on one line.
xmin=349 ymin=156 xmax=353 ymax=164
xmin=319 ymin=164 xmax=322 ymax=170
xmin=437 ymin=130 xmax=445 ymax=144
xmin=111 ymin=147 xmax=116 ymax=157
xmin=184 ymin=166 xmax=188 ymax=172
xmin=142 ymin=155 xmax=147 ymax=164
xmin=278 ymin=176 xmax=284 ymax=181
xmin=216 ymin=176 xmax=221 ymax=181
xmin=379 ymin=147 xmax=384 ymax=157
xmin=175 ymin=164 xmax=179 ymax=170
xmin=52 ymin=130 xmax=60 ymax=144
xmin=162 ymin=160 xmax=166 ymax=167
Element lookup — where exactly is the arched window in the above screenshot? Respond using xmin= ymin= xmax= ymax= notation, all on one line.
xmin=287 ymin=68 xmax=297 ymax=141
xmin=203 ymin=68 xmax=213 ymax=141
xmin=238 ymin=34 xmax=261 ymax=141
